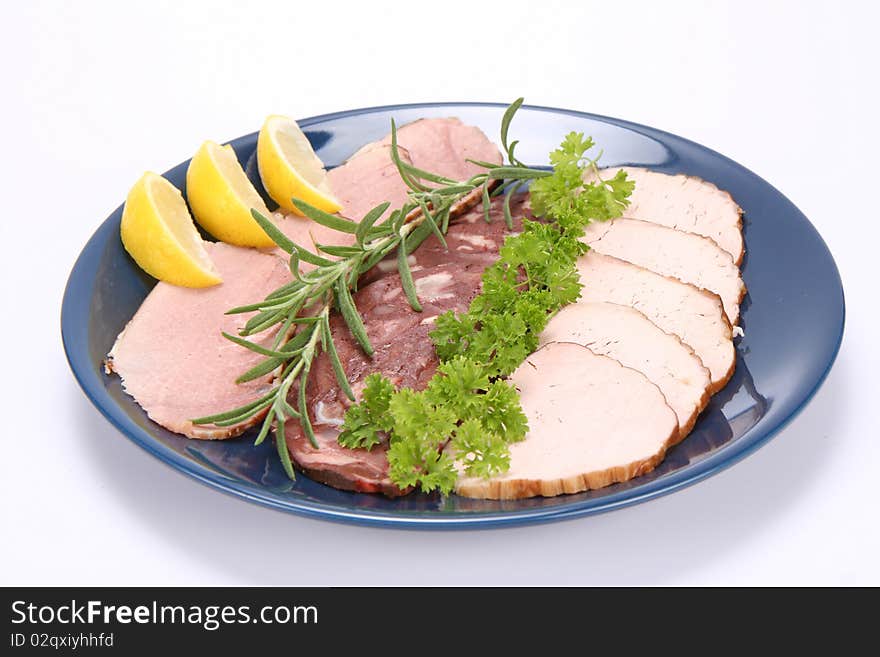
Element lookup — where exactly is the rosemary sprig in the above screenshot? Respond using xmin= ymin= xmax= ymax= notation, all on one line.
xmin=192 ymin=98 xmax=553 ymax=479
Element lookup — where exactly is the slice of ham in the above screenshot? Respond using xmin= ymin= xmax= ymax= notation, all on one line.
xmin=455 ymin=342 xmax=679 ymax=500
xmin=360 ymin=117 xmax=502 ymax=182
xmin=539 ymin=301 xmax=712 ymax=441
xmin=577 ymin=251 xmax=735 ymax=392
xmin=582 ymin=218 xmax=746 ymax=325
xmin=587 ymin=166 xmax=744 ymax=264
xmin=269 ymin=118 xmax=503 ymax=266
xmin=106 ymin=242 xmax=292 ymax=439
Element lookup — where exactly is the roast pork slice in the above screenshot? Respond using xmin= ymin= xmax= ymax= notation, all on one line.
xmin=577 ymin=251 xmax=735 ymax=392
xmin=582 ymin=218 xmax=746 ymax=325
xmin=106 ymin=242 xmax=293 ymax=439
xmin=587 ymin=166 xmax=744 ymax=264
xmin=269 ymin=117 xmax=502 ymax=266
xmin=539 ymin=301 xmax=711 ymax=441
xmin=355 ymin=117 xmax=502 ymax=183
xmin=455 ymin=342 xmax=679 ymax=500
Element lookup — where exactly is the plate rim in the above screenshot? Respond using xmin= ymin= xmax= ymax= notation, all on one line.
xmin=61 ymin=101 xmax=846 ymax=529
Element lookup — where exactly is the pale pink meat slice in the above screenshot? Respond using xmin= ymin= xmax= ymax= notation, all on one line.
xmin=455 ymin=342 xmax=679 ymax=500
xmin=539 ymin=301 xmax=711 ymax=441
xmin=106 ymin=242 xmax=292 ymax=439
xmin=583 ymin=218 xmax=746 ymax=325
xmin=586 ymin=166 xmax=744 ymax=264
xmin=577 ymin=251 xmax=735 ymax=392
xmin=268 ymin=118 xmax=502 ymax=266
xmin=359 ymin=117 xmax=502 ymax=183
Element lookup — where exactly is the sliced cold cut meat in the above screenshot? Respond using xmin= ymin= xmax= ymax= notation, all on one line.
xmin=587 ymin=166 xmax=744 ymax=264
xmin=455 ymin=342 xmax=679 ymax=500
xmin=577 ymin=251 xmax=735 ymax=392
xmin=106 ymin=242 xmax=293 ymax=439
xmin=539 ymin=301 xmax=711 ymax=440
xmin=357 ymin=117 xmax=502 ymax=183
xmin=582 ymin=218 xmax=746 ymax=325
xmin=269 ymin=117 xmax=502 ymax=267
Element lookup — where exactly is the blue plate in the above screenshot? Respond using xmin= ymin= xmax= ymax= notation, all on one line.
xmin=61 ymin=103 xmax=845 ymax=528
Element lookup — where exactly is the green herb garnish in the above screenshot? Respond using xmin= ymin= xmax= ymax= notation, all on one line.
xmin=337 ymin=114 xmax=634 ymax=494
xmin=191 ymin=100 xmax=552 ymax=479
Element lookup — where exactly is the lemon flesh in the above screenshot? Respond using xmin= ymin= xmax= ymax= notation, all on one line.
xmin=257 ymin=115 xmax=342 ymax=215
xmin=186 ymin=141 xmax=275 ymax=248
xmin=121 ymin=172 xmax=222 ymax=288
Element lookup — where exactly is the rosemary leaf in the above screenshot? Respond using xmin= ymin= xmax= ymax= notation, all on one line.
xmin=280 ymin=399 xmax=300 ymax=419
xmin=274 ymin=415 xmax=296 ymax=479
xmin=335 ymin=279 xmax=373 ymax=356
xmin=415 ymin=197 xmax=447 ymax=249
xmin=507 ymin=139 xmax=521 ymax=166
xmin=404 ymin=220 xmax=434 ymax=255
xmin=273 ymin=313 xmax=295 ymax=349
xmin=211 ymin=397 xmax=274 ymax=427
xmin=359 ymin=235 xmax=402 ymax=272
xmin=287 ymin=248 xmax=306 ymax=282
xmin=501 ymin=97 xmax=524 ymax=156
xmin=356 ymin=201 xmax=391 ymax=247
xmin=277 ymin=376 xmax=300 ymax=419
xmin=323 ymin=316 xmax=355 ymax=401
xmin=487 ymin=167 xmax=553 ymax=180
xmin=291 ymin=198 xmax=360 ymax=234
xmin=428 ymin=185 xmax=476 ymax=197
xmin=265 ymin=279 xmax=305 ymax=301
xmin=465 ymin=157 xmax=504 ymax=169
xmin=191 ymin=388 xmax=277 ymax=425
xmin=221 ymin=332 xmax=299 ymax=359
xmin=315 ymin=244 xmax=365 ymax=258
xmin=390 ymin=120 xmax=430 ymax=192
xmin=397 ymin=237 xmax=422 ymax=312
xmin=253 ymin=411 xmax=274 ymax=446
xmin=436 ymin=205 xmax=451 ymax=234
xmin=397 ymin=160 xmax=457 ymax=186
xmin=482 ymin=181 xmax=491 ymax=223
xmin=294 ymin=244 xmax=335 ymax=268
xmin=241 ymin=307 xmax=289 ymax=336
xmin=298 ymin=360 xmax=318 ymax=449
xmin=503 ymin=181 xmax=524 ymax=229
xmin=251 ymin=209 xmax=296 ymax=254
xmin=235 ymin=356 xmax=284 ymax=384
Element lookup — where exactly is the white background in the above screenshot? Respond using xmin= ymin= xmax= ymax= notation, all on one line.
xmin=2 ymin=0 xmax=877 ymax=586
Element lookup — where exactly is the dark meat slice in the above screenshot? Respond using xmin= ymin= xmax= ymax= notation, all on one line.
xmin=283 ymin=264 xmax=482 ymax=496
xmin=412 ymin=193 xmax=528 ymax=270
xmin=360 ymin=193 xmax=527 ymax=286
xmin=284 ymin=198 xmax=523 ymax=495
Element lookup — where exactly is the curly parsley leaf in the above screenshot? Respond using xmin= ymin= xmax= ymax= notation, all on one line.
xmin=337 ymin=373 xmax=395 ymax=449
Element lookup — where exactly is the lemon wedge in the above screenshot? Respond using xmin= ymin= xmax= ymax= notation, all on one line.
xmin=186 ymin=141 xmax=275 ymax=248
xmin=257 ymin=115 xmax=342 ymax=215
xmin=120 ymin=172 xmax=222 ymax=288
